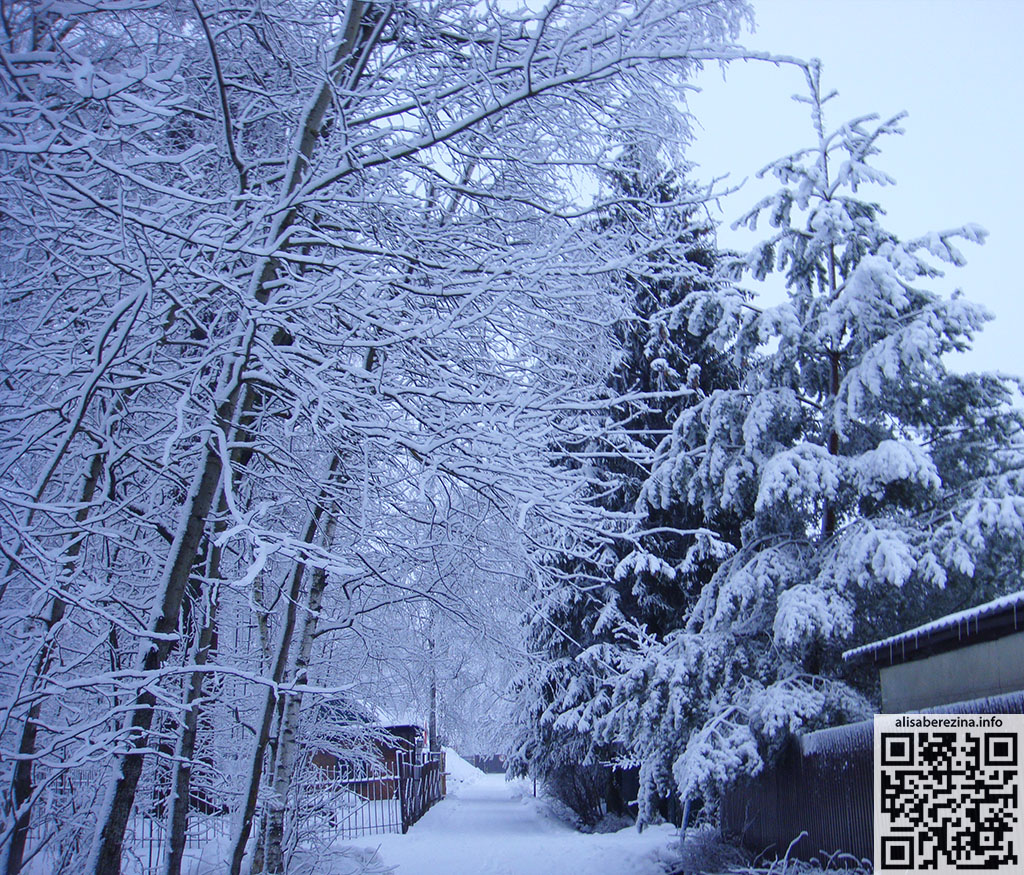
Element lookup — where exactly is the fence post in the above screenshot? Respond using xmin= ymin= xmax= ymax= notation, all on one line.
xmin=397 ymin=753 xmax=409 ymax=834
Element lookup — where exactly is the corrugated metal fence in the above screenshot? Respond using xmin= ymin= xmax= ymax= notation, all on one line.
xmin=721 ymin=690 xmax=1024 ymax=866
xmin=721 ymin=721 xmax=874 ymax=864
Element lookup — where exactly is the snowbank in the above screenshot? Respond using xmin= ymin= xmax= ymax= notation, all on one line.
xmin=443 ymin=746 xmax=485 ymax=793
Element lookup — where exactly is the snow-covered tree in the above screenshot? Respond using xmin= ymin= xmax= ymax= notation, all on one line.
xmin=507 ymin=152 xmax=742 ymax=825
xmin=598 ymin=62 xmax=1024 ymax=824
xmin=0 ymin=1 xmax=752 ymax=871
xmin=338 ymin=479 xmax=526 ymax=756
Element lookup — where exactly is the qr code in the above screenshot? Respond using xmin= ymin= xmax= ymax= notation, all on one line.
xmin=874 ymin=714 xmax=1024 ymax=873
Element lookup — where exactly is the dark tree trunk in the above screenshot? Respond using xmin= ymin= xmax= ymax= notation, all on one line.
xmin=5 ymin=450 xmax=103 ymax=875
xmin=428 ymin=627 xmax=439 ymax=753
xmin=821 ymin=244 xmax=842 ymax=539
xmin=90 ymin=379 xmax=246 ymax=874
xmin=164 ymin=580 xmax=220 ymax=875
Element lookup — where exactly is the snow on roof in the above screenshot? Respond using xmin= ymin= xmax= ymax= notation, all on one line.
xmin=799 ymin=717 xmax=873 ymax=756
xmin=842 ymin=589 xmax=1024 ymax=665
xmin=799 ymin=689 xmax=1024 ymax=745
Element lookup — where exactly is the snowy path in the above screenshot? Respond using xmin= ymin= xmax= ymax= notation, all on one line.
xmin=343 ymin=773 xmax=679 ymax=875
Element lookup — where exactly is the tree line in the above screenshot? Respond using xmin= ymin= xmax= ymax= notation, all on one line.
xmin=0 ymin=1 xmax=751 ymax=872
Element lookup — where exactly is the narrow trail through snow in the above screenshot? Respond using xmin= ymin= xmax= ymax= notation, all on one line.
xmin=346 ymin=773 xmax=678 ymax=875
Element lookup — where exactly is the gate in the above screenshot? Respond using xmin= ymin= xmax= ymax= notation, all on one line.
xmin=397 ymin=751 xmax=445 ymax=832
xmin=304 ymin=749 xmax=446 ymax=843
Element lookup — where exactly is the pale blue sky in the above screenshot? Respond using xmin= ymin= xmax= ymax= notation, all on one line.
xmin=686 ymin=0 xmax=1023 ymax=378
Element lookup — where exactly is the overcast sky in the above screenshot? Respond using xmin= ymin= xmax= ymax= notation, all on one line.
xmin=684 ymin=0 xmax=1023 ymax=379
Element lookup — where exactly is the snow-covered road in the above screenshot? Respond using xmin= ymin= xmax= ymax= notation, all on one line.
xmin=344 ymin=773 xmax=679 ymax=875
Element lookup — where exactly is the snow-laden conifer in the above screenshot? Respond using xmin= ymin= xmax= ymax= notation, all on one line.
xmin=596 ymin=63 xmax=1024 ymax=823
xmin=507 ymin=150 xmax=742 ymax=825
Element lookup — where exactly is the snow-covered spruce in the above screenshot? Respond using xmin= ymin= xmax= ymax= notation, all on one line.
xmin=507 ymin=152 xmax=745 ymax=826
xmin=525 ymin=62 xmax=1024 ymax=828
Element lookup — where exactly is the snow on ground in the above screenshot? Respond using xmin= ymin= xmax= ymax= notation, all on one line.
xmin=341 ymin=768 xmax=679 ymax=875
xmin=441 ymin=746 xmax=485 ymax=793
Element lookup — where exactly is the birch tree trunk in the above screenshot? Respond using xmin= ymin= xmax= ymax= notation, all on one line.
xmin=262 ymin=501 xmax=339 ymax=874
xmin=227 ymin=453 xmax=343 ymax=875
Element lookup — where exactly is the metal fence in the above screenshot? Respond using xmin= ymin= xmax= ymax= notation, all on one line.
xmin=20 ymin=750 xmax=447 ymax=873
xmin=311 ymin=749 xmax=446 ymax=839
xmin=397 ymin=751 xmax=445 ymax=832
xmin=125 ymin=750 xmax=445 ymax=872
xmin=122 ymin=809 xmax=231 ymax=875
xmin=301 ymin=757 xmax=404 ymax=842
xmin=721 ymin=690 xmax=1024 ymax=866
xmin=721 ymin=721 xmax=874 ymax=865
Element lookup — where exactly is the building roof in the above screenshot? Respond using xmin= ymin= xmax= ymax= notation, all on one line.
xmin=379 ymin=723 xmax=424 ymax=735
xmin=842 ymin=589 xmax=1024 ymax=667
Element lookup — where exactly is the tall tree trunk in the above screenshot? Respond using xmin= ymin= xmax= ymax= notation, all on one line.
xmin=263 ymin=501 xmax=339 ymax=874
xmin=3 ymin=450 xmax=103 ymax=875
xmin=166 ymin=392 xmax=259 ymax=875
xmin=429 ymin=672 xmax=438 ymax=753
xmin=821 ymin=243 xmax=841 ymax=539
xmin=163 ymin=568 xmax=221 ymax=875
xmin=88 ymin=374 xmax=249 ymax=874
xmin=428 ymin=619 xmax=439 ymax=754
xmin=227 ymin=454 xmax=343 ymax=875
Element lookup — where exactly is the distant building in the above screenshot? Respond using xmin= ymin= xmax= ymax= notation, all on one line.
xmin=843 ymin=590 xmax=1024 ymax=712
xmin=312 ymin=723 xmax=424 ymax=790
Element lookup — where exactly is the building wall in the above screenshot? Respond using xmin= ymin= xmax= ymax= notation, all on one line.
xmin=880 ymin=630 xmax=1024 ymax=712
